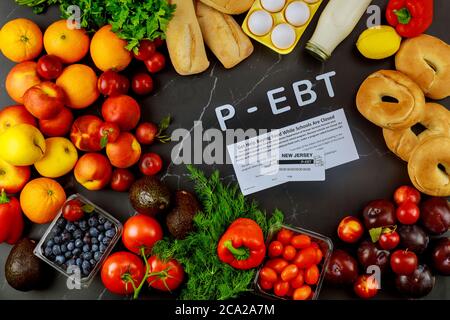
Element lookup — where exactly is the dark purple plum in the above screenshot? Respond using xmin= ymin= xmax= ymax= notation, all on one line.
xmin=397 ymin=224 xmax=429 ymax=254
xmin=420 ymin=197 xmax=450 ymax=235
xmin=362 ymin=200 xmax=396 ymax=230
xmin=357 ymin=240 xmax=390 ymax=272
xmin=431 ymin=237 xmax=450 ymax=275
xmin=325 ymin=249 xmax=359 ymax=285
xmin=395 ymin=264 xmax=435 ymax=298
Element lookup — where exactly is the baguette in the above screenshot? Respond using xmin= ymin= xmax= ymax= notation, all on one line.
xmin=166 ymin=0 xmax=209 ymax=75
xmin=198 ymin=0 xmax=254 ymax=14
xmin=196 ymin=2 xmax=254 ymax=69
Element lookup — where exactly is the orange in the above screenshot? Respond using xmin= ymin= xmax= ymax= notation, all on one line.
xmin=56 ymin=64 xmax=99 ymax=109
xmin=90 ymin=25 xmax=132 ymax=72
xmin=0 ymin=18 xmax=43 ymax=63
xmin=20 ymin=178 xmax=66 ymax=224
xmin=44 ymin=20 xmax=90 ymax=64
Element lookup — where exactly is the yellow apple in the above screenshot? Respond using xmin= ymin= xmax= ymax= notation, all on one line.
xmin=0 ymin=124 xmax=46 ymax=166
xmin=34 ymin=137 xmax=78 ymax=178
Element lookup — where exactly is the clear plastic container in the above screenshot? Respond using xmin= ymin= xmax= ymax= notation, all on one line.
xmin=253 ymin=224 xmax=333 ymax=300
xmin=34 ymin=194 xmax=123 ymax=288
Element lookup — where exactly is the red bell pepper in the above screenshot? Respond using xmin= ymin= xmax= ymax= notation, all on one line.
xmin=0 ymin=190 xmax=24 ymax=245
xmin=386 ymin=0 xmax=433 ymax=38
xmin=217 ymin=218 xmax=266 ymax=270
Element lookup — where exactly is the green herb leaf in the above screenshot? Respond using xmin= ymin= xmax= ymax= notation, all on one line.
xmin=82 ymin=204 xmax=95 ymax=213
xmin=369 ymin=227 xmax=383 ymax=243
xmin=100 ymin=135 xmax=108 ymax=149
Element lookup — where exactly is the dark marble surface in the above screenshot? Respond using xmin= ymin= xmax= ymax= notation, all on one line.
xmin=0 ymin=0 xmax=449 ymax=300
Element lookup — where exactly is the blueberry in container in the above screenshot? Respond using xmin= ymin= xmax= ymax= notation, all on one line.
xmin=34 ymin=194 xmax=123 ymax=288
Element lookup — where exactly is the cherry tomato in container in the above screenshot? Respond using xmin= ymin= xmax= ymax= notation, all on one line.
xmin=99 ymin=122 xmax=120 ymax=147
xmin=394 ymin=186 xmax=421 ymax=205
xmin=293 ymin=247 xmax=317 ymax=269
xmin=259 ymin=278 xmax=273 ymax=291
xmin=139 ymin=152 xmax=163 ymax=176
xmin=62 ymin=199 xmax=85 ymax=222
xmin=268 ymin=240 xmax=284 ymax=258
xmin=98 ymin=70 xmax=129 ymax=96
xmin=353 ymin=275 xmax=378 ymax=299
xmin=337 ymin=216 xmax=364 ymax=243
xmin=305 ymin=265 xmax=320 ymax=285
xmin=281 ymin=264 xmax=299 ymax=282
xmin=291 ymin=234 xmax=311 ymax=249
xmin=110 ymin=168 xmax=135 ymax=192
xmin=396 ymin=202 xmax=420 ymax=225
xmin=122 ymin=214 xmax=163 ymax=255
xmin=282 ymin=245 xmax=297 ymax=261
xmin=133 ymin=40 xmax=156 ymax=61
xmin=277 ymin=228 xmax=294 ymax=245
xmin=37 ymin=55 xmax=63 ymax=80
xmin=315 ymin=247 xmax=323 ymax=264
xmin=101 ymin=251 xmax=145 ymax=295
xmin=390 ymin=250 xmax=418 ymax=275
xmin=273 ymin=280 xmax=290 ymax=297
xmin=147 ymin=256 xmax=184 ymax=291
xmin=144 ymin=52 xmax=166 ymax=73
xmin=265 ymin=258 xmax=289 ymax=274
xmin=259 ymin=267 xmax=278 ymax=283
xmin=293 ymin=285 xmax=312 ymax=300
xmin=379 ymin=230 xmax=400 ymax=250
xmin=131 ymin=73 xmax=154 ymax=95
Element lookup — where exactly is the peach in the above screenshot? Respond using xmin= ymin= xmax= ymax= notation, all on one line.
xmin=5 ymin=61 xmax=42 ymax=104
xmin=70 ymin=115 xmax=103 ymax=152
xmin=23 ymin=82 xmax=65 ymax=120
xmin=74 ymin=153 xmax=112 ymax=191
xmin=39 ymin=107 xmax=73 ymax=137
xmin=0 ymin=105 xmax=36 ymax=134
xmin=106 ymin=132 xmax=141 ymax=168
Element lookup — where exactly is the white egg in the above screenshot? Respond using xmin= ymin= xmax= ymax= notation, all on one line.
xmin=247 ymin=10 xmax=274 ymax=36
xmin=261 ymin=0 xmax=286 ymax=13
xmin=271 ymin=23 xmax=296 ymax=49
xmin=285 ymin=1 xmax=311 ymax=27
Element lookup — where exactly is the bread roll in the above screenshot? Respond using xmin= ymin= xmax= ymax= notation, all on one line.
xmin=166 ymin=0 xmax=209 ymax=75
xmin=198 ymin=0 xmax=253 ymax=14
xmin=196 ymin=2 xmax=254 ymax=69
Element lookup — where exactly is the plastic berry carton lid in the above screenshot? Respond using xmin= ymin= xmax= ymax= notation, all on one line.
xmin=33 ymin=193 xmax=123 ymax=289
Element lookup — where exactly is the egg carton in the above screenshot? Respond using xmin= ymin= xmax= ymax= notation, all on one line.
xmin=242 ymin=0 xmax=323 ymax=54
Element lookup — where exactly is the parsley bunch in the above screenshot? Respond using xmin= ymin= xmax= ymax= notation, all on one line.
xmin=16 ymin=0 xmax=176 ymax=52
xmin=152 ymin=165 xmax=284 ymax=300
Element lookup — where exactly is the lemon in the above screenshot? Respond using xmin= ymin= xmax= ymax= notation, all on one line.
xmin=357 ymin=26 xmax=402 ymax=60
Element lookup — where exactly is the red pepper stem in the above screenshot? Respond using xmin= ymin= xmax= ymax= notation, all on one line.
xmin=223 ymin=240 xmax=250 ymax=260
xmin=0 ymin=189 xmax=10 ymax=204
xmin=394 ymin=8 xmax=412 ymax=24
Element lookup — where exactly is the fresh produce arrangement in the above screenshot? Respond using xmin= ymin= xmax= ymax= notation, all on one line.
xmin=326 ymin=185 xmax=450 ymax=299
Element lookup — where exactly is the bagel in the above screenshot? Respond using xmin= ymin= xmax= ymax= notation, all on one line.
xmin=356 ymin=70 xmax=425 ymax=129
xmin=383 ymin=103 xmax=450 ymax=161
xmin=395 ymin=34 xmax=450 ymax=100
xmin=408 ymin=135 xmax=450 ymax=197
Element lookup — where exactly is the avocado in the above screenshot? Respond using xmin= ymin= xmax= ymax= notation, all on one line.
xmin=129 ymin=176 xmax=171 ymax=215
xmin=166 ymin=190 xmax=201 ymax=239
xmin=5 ymin=238 xmax=46 ymax=291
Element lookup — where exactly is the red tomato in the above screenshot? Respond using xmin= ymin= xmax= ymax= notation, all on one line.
xmin=265 ymin=258 xmax=289 ymax=274
xmin=282 ymin=245 xmax=297 ymax=261
xmin=144 ymin=52 xmax=166 ymax=73
xmin=147 ymin=256 xmax=184 ymax=291
xmin=122 ymin=214 xmax=163 ymax=255
xmin=36 ymin=55 xmax=63 ymax=80
xmin=97 ymin=70 xmax=129 ymax=96
xmin=135 ymin=122 xmax=158 ymax=145
xmin=337 ymin=216 xmax=364 ymax=243
xmin=281 ymin=264 xmax=299 ymax=282
xmin=277 ymin=228 xmax=294 ymax=245
xmin=293 ymin=285 xmax=312 ymax=300
xmin=139 ymin=152 xmax=163 ymax=176
xmin=259 ymin=267 xmax=278 ymax=283
xmin=110 ymin=168 xmax=135 ymax=192
xmin=353 ymin=275 xmax=378 ymax=299
xmin=390 ymin=250 xmax=418 ymax=275
xmin=291 ymin=234 xmax=311 ymax=249
xmin=101 ymin=251 xmax=145 ymax=295
xmin=394 ymin=185 xmax=421 ymax=205
xmin=268 ymin=240 xmax=284 ymax=258
xmin=99 ymin=122 xmax=120 ymax=147
xmin=396 ymin=202 xmax=420 ymax=225
xmin=273 ymin=281 xmax=290 ymax=297
xmin=259 ymin=278 xmax=273 ymax=291
xmin=315 ymin=248 xmax=323 ymax=264
xmin=293 ymin=247 xmax=317 ymax=269
xmin=133 ymin=40 xmax=156 ymax=61
xmin=62 ymin=199 xmax=85 ymax=222
xmin=379 ymin=230 xmax=400 ymax=250
xmin=305 ymin=265 xmax=320 ymax=285
xmin=131 ymin=73 xmax=154 ymax=95
xmin=290 ymin=270 xmax=305 ymax=289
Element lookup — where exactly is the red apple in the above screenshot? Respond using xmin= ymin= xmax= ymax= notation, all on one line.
xmin=0 ymin=158 xmax=31 ymax=194
xmin=39 ymin=107 xmax=74 ymax=137
xmin=106 ymin=132 xmax=141 ymax=168
xmin=74 ymin=153 xmax=112 ymax=191
xmin=110 ymin=168 xmax=135 ymax=192
xmin=70 ymin=115 xmax=103 ymax=152
xmin=101 ymin=95 xmax=141 ymax=131
xmin=0 ymin=105 xmax=36 ymax=134
xmin=23 ymin=82 xmax=65 ymax=120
